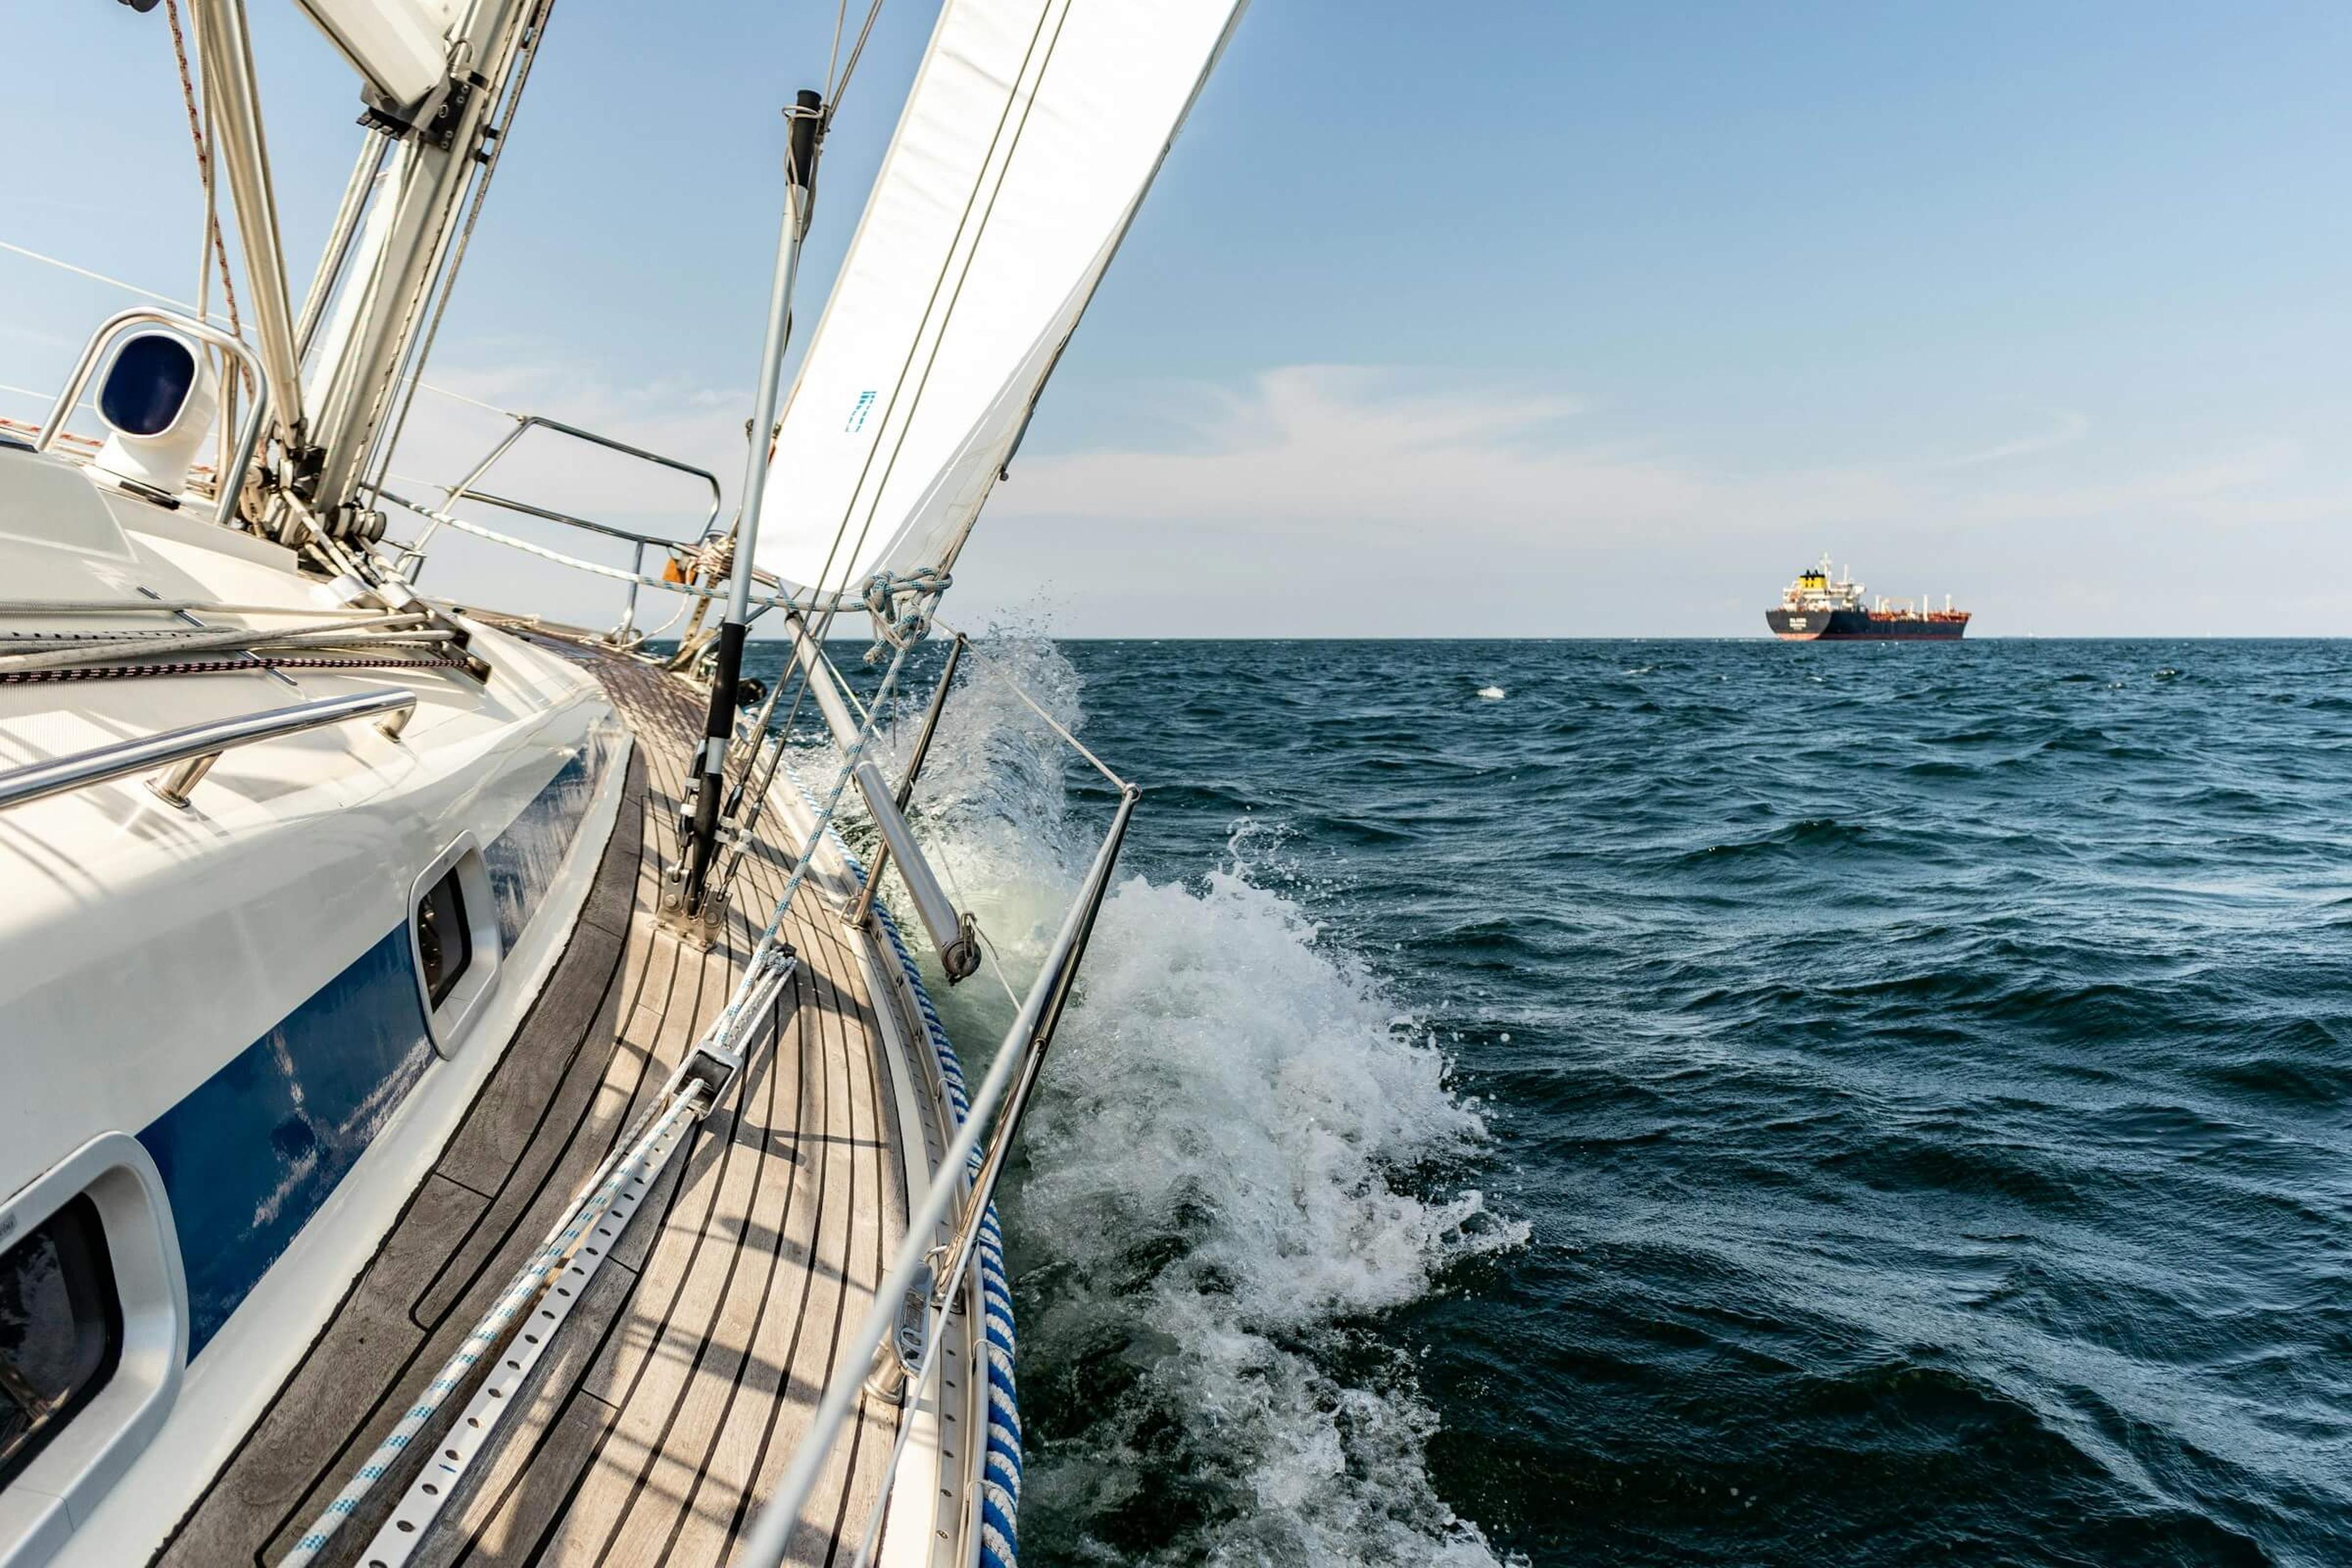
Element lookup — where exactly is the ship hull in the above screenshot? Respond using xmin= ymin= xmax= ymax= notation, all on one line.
xmin=1767 ymin=608 xmax=1968 ymax=641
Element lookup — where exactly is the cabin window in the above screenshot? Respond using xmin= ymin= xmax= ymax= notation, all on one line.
xmin=416 ymin=867 xmax=473 ymax=1010
xmin=0 ymin=1195 xmax=124 ymax=1490
xmin=408 ymin=837 xmax=502 ymax=1058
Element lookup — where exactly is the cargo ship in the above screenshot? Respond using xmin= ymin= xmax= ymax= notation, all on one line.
xmin=1767 ymin=554 xmax=1970 ymax=640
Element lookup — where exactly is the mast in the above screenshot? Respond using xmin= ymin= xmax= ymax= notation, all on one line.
xmin=187 ymin=0 xmax=307 ymax=463
xmin=678 ymin=91 xmax=824 ymax=923
xmin=287 ymin=0 xmax=549 ymax=538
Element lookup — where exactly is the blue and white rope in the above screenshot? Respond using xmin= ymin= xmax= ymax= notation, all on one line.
xmin=277 ymin=1083 xmax=706 ymax=1566
xmin=789 ymin=766 xmax=1021 ymax=1568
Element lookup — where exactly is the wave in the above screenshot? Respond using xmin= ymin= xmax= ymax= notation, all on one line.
xmin=873 ymin=635 xmax=1525 ymax=1566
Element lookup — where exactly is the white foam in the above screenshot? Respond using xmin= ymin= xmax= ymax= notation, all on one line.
xmin=868 ymin=635 xmax=1524 ymax=1566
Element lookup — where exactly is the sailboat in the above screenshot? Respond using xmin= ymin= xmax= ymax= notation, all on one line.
xmin=0 ymin=1 xmax=1245 ymax=1564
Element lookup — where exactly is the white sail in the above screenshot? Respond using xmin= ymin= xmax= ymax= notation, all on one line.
xmin=753 ymin=0 xmax=1246 ymax=600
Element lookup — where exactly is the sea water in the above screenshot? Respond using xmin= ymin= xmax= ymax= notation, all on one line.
xmin=753 ymin=637 xmax=2349 ymax=1568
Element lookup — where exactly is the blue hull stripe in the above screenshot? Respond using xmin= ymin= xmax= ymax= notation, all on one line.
xmin=139 ymin=926 xmax=436 ymax=1355
xmin=139 ymin=719 xmax=620 ymax=1357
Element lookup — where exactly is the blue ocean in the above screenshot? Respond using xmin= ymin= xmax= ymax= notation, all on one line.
xmin=764 ymin=636 xmax=2350 ymax=1567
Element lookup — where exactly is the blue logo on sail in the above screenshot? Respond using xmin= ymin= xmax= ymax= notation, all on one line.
xmin=845 ymin=390 xmax=876 ymax=432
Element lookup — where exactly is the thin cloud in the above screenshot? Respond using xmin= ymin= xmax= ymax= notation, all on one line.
xmin=356 ymin=358 xmax=2352 ymax=636
xmin=1930 ymin=410 xmax=2092 ymax=469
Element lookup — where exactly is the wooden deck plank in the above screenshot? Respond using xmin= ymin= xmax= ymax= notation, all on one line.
xmin=657 ymin=869 xmax=839 ymax=1567
xmin=413 ymin=840 xmax=688 ymax=1326
xmin=250 ymin=740 xmax=708 ymax=1564
xmin=790 ymin=916 xmax=906 ymax=1568
xmin=758 ymin=911 xmax=889 ymax=1568
xmin=590 ymin=999 xmax=805 ymax=1563
xmin=413 ymin=1264 xmax=636 ymax=1568
xmin=431 ymin=657 xmax=907 ymax=1562
xmin=153 ymin=645 xmax=929 ymax=1568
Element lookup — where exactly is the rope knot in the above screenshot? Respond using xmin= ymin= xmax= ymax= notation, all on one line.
xmin=861 ymin=567 xmax=951 ymax=658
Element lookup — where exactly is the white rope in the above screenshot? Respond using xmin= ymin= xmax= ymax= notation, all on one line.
xmin=375 ymin=494 xmax=806 ymax=611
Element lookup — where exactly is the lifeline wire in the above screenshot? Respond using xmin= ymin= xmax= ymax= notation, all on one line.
xmin=929 ymin=616 xmax=1128 ymax=791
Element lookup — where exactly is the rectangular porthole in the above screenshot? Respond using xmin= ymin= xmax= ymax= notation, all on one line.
xmin=0 ymin=1195 xmax=124 ymax=1491
xmin=409 ymin=837 xmax=502 ymax=1057
xmin=416 ymin=868 xmax=473 ymax=1009
xmin=0 ymin=1135 xmax=187 ymax=1568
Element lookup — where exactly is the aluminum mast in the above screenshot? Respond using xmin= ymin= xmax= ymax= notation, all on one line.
xmin=678 ymin=91 xmax=824 ymax=922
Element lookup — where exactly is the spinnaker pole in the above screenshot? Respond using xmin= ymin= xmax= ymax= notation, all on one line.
xmin=681 ymin=89 xmax=822 ymax=923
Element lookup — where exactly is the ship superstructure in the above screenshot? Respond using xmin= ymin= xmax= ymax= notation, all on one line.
xmin=1767 ymin=553 xmax=1969 ymax=640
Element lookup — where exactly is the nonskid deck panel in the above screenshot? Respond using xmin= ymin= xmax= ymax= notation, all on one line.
xmin=157 ymin=646 xmax=915 ymax=1567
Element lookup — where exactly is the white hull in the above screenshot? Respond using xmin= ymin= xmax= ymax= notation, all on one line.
xmin=0 ymin=450 xmax=629 ymax=1563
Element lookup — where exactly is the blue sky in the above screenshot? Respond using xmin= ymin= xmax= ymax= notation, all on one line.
xmin=7 ymin=2 xmax=2352 ymax=635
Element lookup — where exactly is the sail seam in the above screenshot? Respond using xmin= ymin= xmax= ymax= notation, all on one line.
xmin=798 ymin=0 xmax=1077 ymax=614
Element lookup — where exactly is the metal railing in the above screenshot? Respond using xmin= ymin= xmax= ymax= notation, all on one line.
xmin=38 ymin=307 xmax=271 ymax=530
xmin=782 ymin=614 xmax=981 ymax=979
xmin=377 ymin=413 xmax=725 ymax=646
xmin=0 ymin=688 xmax=417 ymax=813
xmin=734 ymin=767 xmax=1140 ymax=1568
xmin=845 ymin=631 xmax=964 ymax=930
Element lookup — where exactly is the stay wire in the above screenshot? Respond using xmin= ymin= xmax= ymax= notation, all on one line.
xmin=804 ymin=0 xmax=1070 ymax=622
xmin=930 ymin=615 xmax=1128 ymax=791
xmin=826 ymin=0 xmax=888 ymax=123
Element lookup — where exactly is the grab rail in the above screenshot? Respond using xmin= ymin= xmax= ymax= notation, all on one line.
xmin=38 ymin=306 xmax=271 ymax=530
xmin=734 ymin=777 xmax=1139 ymax=1568
xmin=0 ymin=688 xmax=418 ymax=813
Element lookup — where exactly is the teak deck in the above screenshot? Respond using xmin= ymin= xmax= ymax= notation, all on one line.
xmin=157 ymin=642 xmax=938 ymax=1567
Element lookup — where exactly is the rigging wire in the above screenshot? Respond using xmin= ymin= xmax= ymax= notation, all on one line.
xmin=932 ymin=846 xmax=1027 ymax=1012
xmin=0 ymin=235 xmax=507 ymax=426
xmin=826 ymin=0 xmax=889 ymax=122
xmin=929 ymin=615 xmax=1128 ymax=791
xmin=0 ymin=241 xmax=218 ymax=320
xmin=162 ymin=0 xmax=243 ymax=341
xmin=823 ymin=0 xmax=849 ymax=102
xmin=361 ymin=0 xmax=559 ymax=504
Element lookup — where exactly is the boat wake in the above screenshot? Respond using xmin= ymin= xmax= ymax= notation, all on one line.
xmin=868 ymin=636 xmax=1525 ymax=1567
